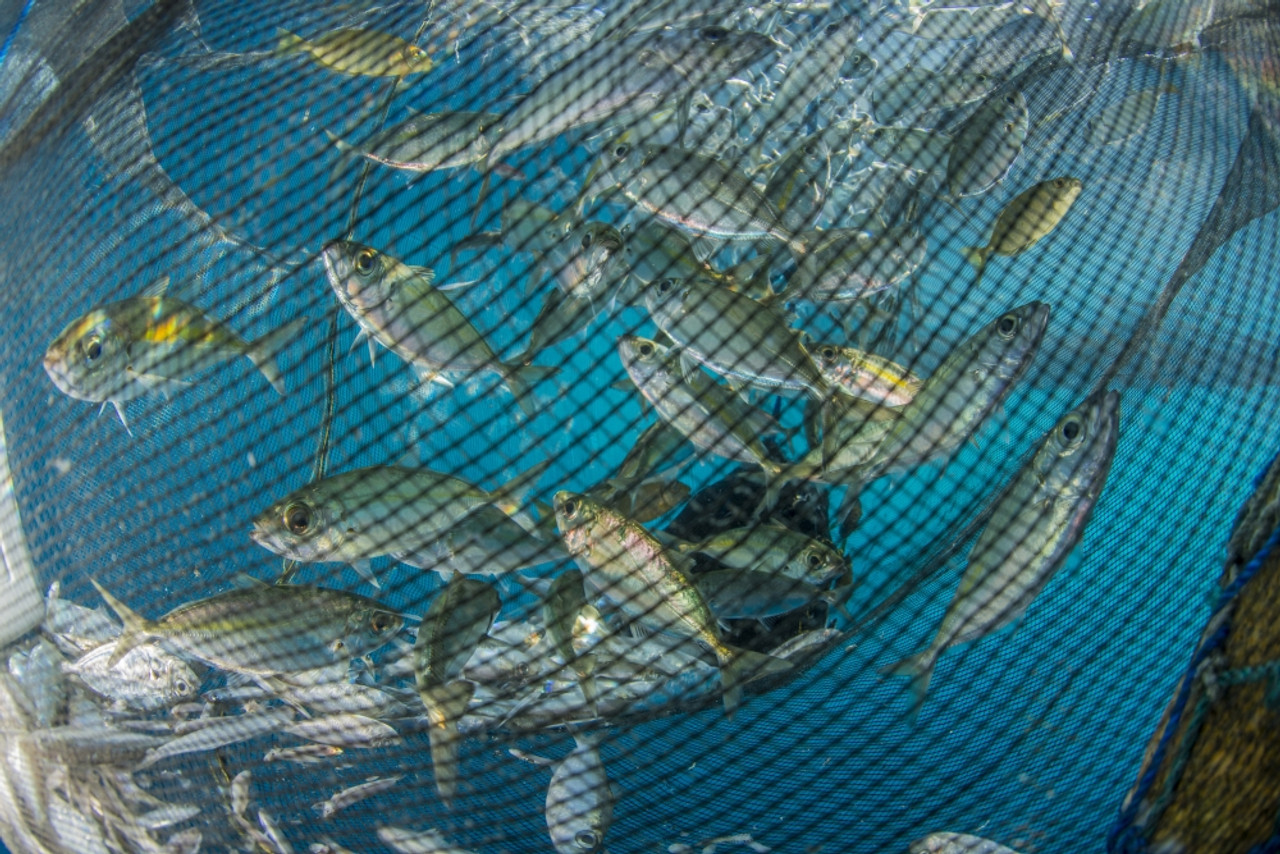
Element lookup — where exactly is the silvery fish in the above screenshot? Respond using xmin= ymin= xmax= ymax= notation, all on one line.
xmin=899 ymin=1 xmax=1039 ymax=41
xmin=536 ymin=221 xmax=626 ymax=302
xmin=872 ymin=65 xmax=1004 ymax=125
xmin=554 ymin=490 xmax=791 ymax=716
xmin=284 ymin=714 xmax=401 ymax=749
xmin=789 ymin=225 xmax=927 ymax=302
xmin=644 ymin=276 xmax=832 ymax=399
xmin=588 ymin=142 xmax=806 ymax=254
xmin=276 ymin=28 xmax=432 ymax=77
xmin=321 ymin=241 xmax=557 ymax=415
xmin=251 ymin=463 xmax=544 ymax=586
xmin=7 ymin=638 xmax=65 ymax=727
xmin=313 ymin=776 xmax=402 ymax=819
xmin=759 ymin=17 xmax=861 ymax=135
xmin=454 ymin=199 xmax=572 ymax=258
xmin=414 ymin=576 xmax=500 ymax=807
xmin=378 ymin=827 xmax=479 ymax=854
xmin=811 ymin=343 xmax=922 ymax=408
xmin=623 ymin=220 xmax=731 ymax=288
xmin=1118 ymin=0 xmax=1215 ymax=50
xmin=543 ymin=570 xmax=600 ymax=715
xmin=862 ymin=302 xmax=1049 ymax=479
xmin=946 ymin=89 xmax=1029 ymax=199
xmin=696 ymin=570 xmax=853 ymax=624
xmin=885 ymin=391 xmax=1120 ymax=717
xmin=43 ymin=582 xmax=121 ymax=655
xmin=515 ymin=285 xmax=597 ymax=363
xmin=590 ymin=477 xmax=691 ymax=523
xmin=1085 ymin=85 xmax=1178 ymax=146
xmin=43 ymin=277 xmax=306 ymax=431
xmin=327 ymin=110 xmax=499 ymax=175
xmin=89 ymin=578 xmax=403 ymax=677
xmin=911 ymin=832 xmax=1027 ymax=854
xmin=510 ymin=734 xmax=615 ymax=854
xmin=678 ymin=524 xmax=848 ymax=585
xmin=63 ymin=640 xmax=198 ymax=712
xmin=428 ymin=505 xmax=569 ymax=577
xmin=862 ymin=124 xmax=951 ymax=179
xmin=961 ymin=176 xmax=1082 ymax=277
xmin=486 ymin=26 xmax=775 ymax=162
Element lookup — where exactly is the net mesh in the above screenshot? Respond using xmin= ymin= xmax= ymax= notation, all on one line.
xmin=0 ymin=0 xmax=1278 ymax=852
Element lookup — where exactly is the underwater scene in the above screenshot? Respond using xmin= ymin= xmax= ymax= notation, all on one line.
xmin=0 ymin=0 xmax=1278 ymax=851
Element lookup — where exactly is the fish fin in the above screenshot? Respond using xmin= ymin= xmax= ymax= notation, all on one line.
xmin=492 ymin=163 xmax=524 ymax=180
xmin=102 ymin=400 xmax=133 ymax=435
xmin=89 ymin=579 xmax=156 ymax=668
xmin=880 ymin=648 xmax=937 ymax=725
xmin=508 ymin=748 xmax=556 ymax=767
xmin=275 ymin=28 xmax=304 ymax=56
xmin=350 ymin=559 xmax=380 ymax=589
xmin=408 ymin=265 xmax=436 ymax=284
xmin=367 ymin=336 xmax=378 ymax=367
xmin=716 ymin=647 xmax=792 ymax=719
xmin=576 ymin=668 xmax=600 ymax=717
xmin=138 ymin=275 xmax=171 ymax=299
xmin=323 ymin=129 xmax=359 ymax=184
xmin=824 ymin=585 xmax=856 ymax=625
xmin=452 ymin=231 xmax=502 ymax=254
xmin=959 ymin=246 xmax=987 ymax=275
xmin=436 ymin=278 xmax=481 ymax=292
xmin=247 ymin=317 xmax=307 ymax=395
xmin=230 ymin=573 xmax=270 ymax=589
xmin=468 ymin=163 xmax=493 ymax=232
xmin=125 ymin=368 xmax=192 ymax=399
xmin=421 ymin=681 xmax=475 ymax=809
xmin=413 ymin=365 xmax=454 ymax=388
xmin=502 ymin=362 xmax=559 ymax=416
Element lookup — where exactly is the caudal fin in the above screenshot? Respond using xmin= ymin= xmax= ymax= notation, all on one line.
xmin=90 ymin=579 xmax=158 ymax=668
xmin=248 ymin=318 xmax=308 ymax=395
xmin=421 ymin=681 xmax=475 ymax=808
xmin=881 ymin=648 xmax=938 ymax=725
xmin=503 ymin=362 xmax=559 ymax=417
xmin=716 ymin=647 xmax=792 ymax=719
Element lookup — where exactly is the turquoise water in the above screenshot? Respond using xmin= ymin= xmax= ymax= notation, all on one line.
xmin=2 ymin=0 xmax=1278 ymax=852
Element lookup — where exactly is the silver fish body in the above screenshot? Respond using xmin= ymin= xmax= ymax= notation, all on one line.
xmin=545 ymin=736 xmax=614 ymax=854
xmin=329 ymin=110 xmax=498 ymax=173
xmin=946 ymin=89 xmax=1029 ymax=198
xmin=64 ymin=640 xmax=198 ymax=712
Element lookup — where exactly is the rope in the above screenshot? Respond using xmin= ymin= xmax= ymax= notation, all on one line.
xmin=1106 ymin=523 xmax=1280 ymax=853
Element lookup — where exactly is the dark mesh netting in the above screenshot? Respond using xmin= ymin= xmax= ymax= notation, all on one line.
xmin=1 ymin=0 xmax=1278 ymax=852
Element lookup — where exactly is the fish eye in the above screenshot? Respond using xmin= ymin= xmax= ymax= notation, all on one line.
xmin=1053 ymin=178 xmax=1066 ymax=188
xmin=996 ymin=314 xmax=1019 ymax=337
xmin=656 ymin=278 xmax=676 ymax=294
xmin=561 ymin=498 xmax=579 ymax=518
xmin=824 ymin=22 xmax=842 ymax=35
xmin=1061 ymin=417 xmax=1082 ymax=442
xmin=284 ymin=502 xmax=312 ymax=535
xmin=581 ymin=232 xmax=593 ymax=249
xmin=806 ymin=551 xmax=822 ymax=568
xmin=175 ymin=680 xmax=190 ymax=693
xmin=354 ymin=248 xmax=378 ymax=276
xmin=700 ymin=26 xmax=728 ymax=42
xmin=371 ymin=612 xmax=394 ymax=633
xmin=819 ymin=345 xmax=837 ymax=360
xmin=613 ymin=143 xmax=630 ymax=159
xmin=82 ymin=335 xmax=104 ymax=364
xmin=331 ymin=639 xmax=347 ymax=654
xmin=1005 ymin=93 xmax=1019 ymax=106
xmin=574 ymin=830 xmax=601 ymax=850
xmin=638 ymin=341 xmax=655 ymax=358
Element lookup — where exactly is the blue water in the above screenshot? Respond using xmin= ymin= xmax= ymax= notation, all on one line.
xmin=1 ymin=0 xmax=1277 ymax=852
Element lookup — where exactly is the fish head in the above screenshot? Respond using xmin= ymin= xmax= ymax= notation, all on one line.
xmin=583 ymin=136 xmax=638 ymax=201
xmin=1048 ymin=175 xmax=1084 ymax=208
xmin=43 ymin=310 xmax=132 ymax=404
xmin=838 ymin=50 xmax=877 ymax=85
xmin=978 ymin=300 xmax=1050 ymax=380
xmin=549 ymin=815 xmax=607 ymax=854
xmin=321 ymin=240 xmax=395 ymax=317
xmin=572 ymin=223 xmax=625 ymax=279
xmin=642 ymin=275 xmax=690 ymax=324
xmin=813 ymin=15 xmax=861 ymax=57
xmin=616 ymin=334 xmax=672 ymax=387
xmin=996 ymin=88 xmax=1030 ymax=134
xmin=342 ymin=607 xmax=405 ymax=656
xmin=1038 ymin=389 xmax=1121 ymax=499
xmin=554 ymin=490 xmax=606 ymax=557
xmin=400 ymin=43 xmax=432 ymax=73
xmin=250 ymin=492 xmax=338 ymax=563
xmin=790 ymin=540 xmax=847 ymax=583
xmin=161 ymin=657 xmax=200 ymax=705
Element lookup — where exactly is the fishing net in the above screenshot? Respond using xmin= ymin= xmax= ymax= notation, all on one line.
xmin=0 ymin=0 xmax=1278 ymax=852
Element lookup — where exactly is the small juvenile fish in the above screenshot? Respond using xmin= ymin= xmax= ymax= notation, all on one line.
xmin=961 ymin=176 xmax=1082 ymax=277
xmin=139 ymin=707 xmax=295 ymax=768
xmin=543 ymin=571 xmax=600 ymax=715
xmin=277 ymin=28 xmax=432 ymax=77
xmin=313 ymin=775 xmax=403 ymax=819
xmin=284 ymin=714 xmax=401 ymax=748
xmin=90 ymin=578 xmax=403 ymax=677
xmin=43 ymin=277 xmax=306 ymax=431
xmin=911 ymin=832 xmax=1026 ymax=854
xmin=264 ymin=743 xmax=344 ymax=764
xmin=378 ymin=827 xmax=479 ymax=854
xmin=1086 ymin=85 xmax=1178 ymax=146
xmin=811 ymin=344 xmax=922 ymax=408
xmin=872 ymin=65 xmax=1003 ymax=125
xmin=327 ymin=111 xmax=498 ymax=174
xmin=510 ymin=733 xmax=615 ymax=854
xmin=63 ymin=640 xmax=198 ymax=712
xmin=696 ymin=570 xmax=852 ymax=624
xmin=946 ymin=90 xmax=1029 ymax=199
xmin=886 ymin=391 xmax=1120 ymax=718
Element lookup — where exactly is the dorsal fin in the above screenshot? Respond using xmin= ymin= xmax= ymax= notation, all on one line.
xmin=139 ymin=275 xmax=171 ymax=299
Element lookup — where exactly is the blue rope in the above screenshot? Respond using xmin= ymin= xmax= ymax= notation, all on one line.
xmin=1106 ymin=522 xmax=1280 ymax=853
xmin=0 ymin=0 xmax=36 ymax=71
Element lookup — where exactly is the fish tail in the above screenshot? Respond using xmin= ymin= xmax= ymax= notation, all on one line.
xmin=468 ymin=161 xmax=493 ymax=232
xmin=503 ymin=362 xmax=559 ymax=416
xmin=90 ymin=579 xmax=157 ymax=668
xmin=715 ymin=646 xmax=792 ymax=719
xmin=248 ymin=318 xmax=308 ymax=395
xmin=421 ymin=681 xmax=475 ymax=808
xmin=275 ymin=28 xmax=304 ymax=56
xmin=881 ymin=648 xmax=937 ymax=725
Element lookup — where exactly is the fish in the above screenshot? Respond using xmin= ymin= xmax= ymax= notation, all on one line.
xmin=644 ymin=276 xmax=832 ymax=399
xmin=284 ymin=715 xmax=401 ymax=749
xmin=554 ymin=490 xmax=791 ymax=716
xmin=590 ymin=477 xmax=692 ymax=523
xmin=320 ymin=240 xmax=557 ymax=415
xmin=63 ymin=640 xmax=198 ymax=712
xmin=377 ymin=827 xmax=479 ymax=854
xmin=313 ymin=776 xmax=403 ymax=819
xmin=414 ymin=576 xmax=500 ymax=807
xmin=872 ymin=65 xmax=1004 ymax=125
xmin=514 ymin=285 xmax=598 ymax=363
xmin=861 ymin=123 xmax=952 ymax=180
xmin=589 ymin=142 xmax=807 ymax=255
xmin=788 ymin=225 xmax=927 ymax=302
xmin=1085 ymin=85 xmax=1178 ymax=146
xmin=899 ymin=1 xmax=1040 ymax=41
xmin=510 ymin=733 xmax=615 ymax=854
xmin=426 ymin=505 xmax=569 ymax=577
xmin=454 ymin=198 xmax=571 ymax=258
xmin=758 ymin=17 xmax=862 ymax=136
xmin=1118 ymin=0 xmax=1217 ymax=51
xmin=250 ymin=462 xmax=545 ymax=586
xmin=89 ymin=578 xmax=403 ymax=676
xmin=910 ymin=832 xmax=1027 ymax=854
xmin=7 ymin=638 xmax=65 ymax=728
xmin=961 ymin=176 xmax=1082 ymax=278
xmin=862 ymin=302 xmax=1050 ymax=480
xmin=276 ymin=28 xmax=432 ymax=78
xmin=885 ymin=390 xmax=1120 ymax=718
xmin=535 ymin=221 xmax=627 ymax=302
xmin=811 ymin=343 xmax=922 ymax=408
xmin=678 ymin=524 xmax=848 ymax=585
xmin=543 ymin=571 xmax=601 ymax=715
xmin=696 ymin=570 xmax=853 ymax=625
xmin=326 ymin=110 xmax=499 ymax=175
xmin=43 ymin=276 xmax=306 ymax=430
xmin=946 ymin=89 xmax=1029 ymax=199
